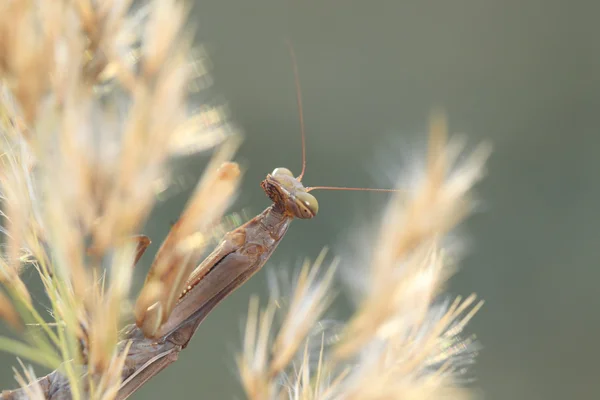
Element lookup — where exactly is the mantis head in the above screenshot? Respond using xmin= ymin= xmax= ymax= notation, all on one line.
xmin=261 ymin=167 xmax=318 ymax=219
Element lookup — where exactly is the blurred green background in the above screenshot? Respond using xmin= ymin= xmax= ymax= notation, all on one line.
xmin=1 ymin=0 xmax=598 ymax=399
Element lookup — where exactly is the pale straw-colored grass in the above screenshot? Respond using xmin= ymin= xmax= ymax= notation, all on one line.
xmin=0 ymin=0 xmax=238 ymax=398
xmin=237 ymin=114 xmax=490 ymax=400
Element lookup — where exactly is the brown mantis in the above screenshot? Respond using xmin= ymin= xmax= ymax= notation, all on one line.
xmin=113 ymin=46 xmax=403 ymax=399
xmin=0 ymin=45 xmax=400 ymax=400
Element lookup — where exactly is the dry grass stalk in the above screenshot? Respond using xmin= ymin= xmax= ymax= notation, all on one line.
xmin=237 ymin=114 xmax=490 ymax=400
xmin=0 ymin=0 xmax=239 ymax=399
xmin=12 ymin=361 xmax=44 ymax=400
xmin=238 ymin=250 xmax=337 ymax=399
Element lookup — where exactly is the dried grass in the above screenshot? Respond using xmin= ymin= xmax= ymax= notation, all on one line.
xmin=237 ymin=114 xmax=490 ymax=400
xmin=0 ymin=1 xmax=490 ymax=399
xmin=0 ymin=0 xmax=238 ymax=398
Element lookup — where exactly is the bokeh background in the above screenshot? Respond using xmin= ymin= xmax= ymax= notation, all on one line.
xmin=1 ymin=0 xmax=598 ymax=399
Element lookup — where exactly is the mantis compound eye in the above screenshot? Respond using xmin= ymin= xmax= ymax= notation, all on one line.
xmin=294 ymin=191 xmax=318 ymax=219
xmin=271 ymin=167 xmax=294 ymax=178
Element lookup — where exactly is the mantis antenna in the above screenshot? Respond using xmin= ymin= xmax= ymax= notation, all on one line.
xmin=285 ymin=39 xmax=404 ymax=195
xmin=285 ymin=39 xmax=307 ymax=182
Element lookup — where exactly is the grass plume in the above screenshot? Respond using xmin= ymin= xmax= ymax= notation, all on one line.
xmin=0 ymin=0 xmax=239 ymax=398
xmin=0 ymin=1 xmax=489 ymax=399
xmin=237 ymin=114 xmax=490 ymax=400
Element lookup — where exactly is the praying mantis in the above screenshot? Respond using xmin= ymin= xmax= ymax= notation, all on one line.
xmin=115 ymin=46 xmax=400 ymax=399
xmin=0 ymin=45 xmax=401 ymax=400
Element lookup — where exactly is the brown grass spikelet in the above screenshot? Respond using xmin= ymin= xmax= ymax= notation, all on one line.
xmin=0 ymin=0 xmax=240 ymax=398
xmin=0 ymin=1 xmax=52 ymax=125
xmin=0 ymin=290 xmax=22 ymax=332
xmin=0 ymin=141 xmax=40 ymax=307
xmin=12 ymin=360 xmax=45 ymax=400
xmin=270 ymin=252 xmax=337 ymax=375
xmin=238 ymin=252 xmax=338 ymax=400
xmin=337 ymin=294 xmax=483 ymax=400
xmin=239 ymin=297 xmax=278 ymax=399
